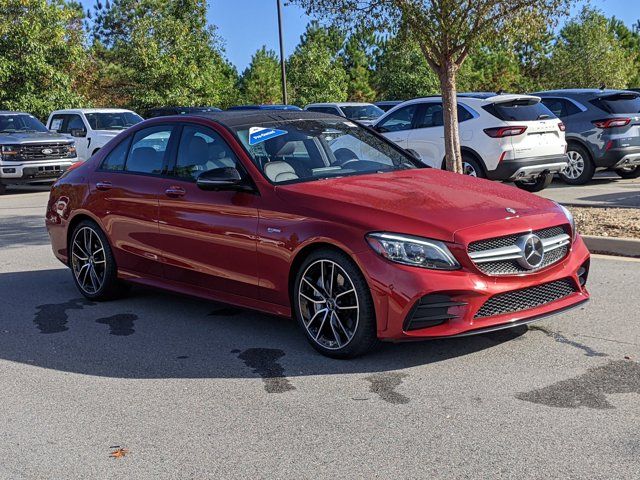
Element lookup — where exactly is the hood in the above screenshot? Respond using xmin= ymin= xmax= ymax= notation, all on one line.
xmin=276 ymin=168 xmax=563 ymax=243
xmin=0 ymin=131 xmax=74 ymax=144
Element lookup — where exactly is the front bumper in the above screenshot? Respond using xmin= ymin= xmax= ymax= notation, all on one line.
xmin=0 ymin=160 xmax=74 ymax=184
xmin=487 ymin=154 xmax=569 ymax=181
xmin=356 ymin=234 xmax=590 ymax=341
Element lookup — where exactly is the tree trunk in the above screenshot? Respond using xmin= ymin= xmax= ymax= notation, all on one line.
xmin=438 ymin=62 xmax=463 ymax=174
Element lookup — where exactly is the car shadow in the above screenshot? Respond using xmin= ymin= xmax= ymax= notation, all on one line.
xmin=0 ymin=268 xmax=528 ymax=380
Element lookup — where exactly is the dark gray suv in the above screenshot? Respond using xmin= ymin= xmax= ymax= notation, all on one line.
xmin=535 ymin=89 xmax=640 ymax=184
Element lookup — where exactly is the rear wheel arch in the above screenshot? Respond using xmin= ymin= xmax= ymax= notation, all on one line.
xmin=442 ymin=148 xmax=487 ymax=176
xmin=566 ymin=138 xmax=594 ymax=162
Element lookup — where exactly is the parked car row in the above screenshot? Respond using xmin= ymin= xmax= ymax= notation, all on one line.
xmin=2 ymin=87 xmax=639 ymax=194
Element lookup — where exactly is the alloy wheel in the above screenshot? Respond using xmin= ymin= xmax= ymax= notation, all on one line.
xmin=71 ymin=226 xmax=107 ymax=295
xmin=298 ymin=259 xmax=359 ymax=350
xmin=564 ymin=151 xmax=585 ymax=179
xmin=462 ymin=161 xmax=478 ymax=177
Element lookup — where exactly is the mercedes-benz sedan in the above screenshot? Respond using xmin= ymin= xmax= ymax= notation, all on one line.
xmin=46 ymin=111 xmax=590 ymax=358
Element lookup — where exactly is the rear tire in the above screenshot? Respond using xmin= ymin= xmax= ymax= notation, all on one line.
xmin=69 ymin=220 xmax=127 ymax=301
xmin=615 ymin=165 xmax=640 ymax=179
xmin=515 ymin=172 xmax=554 ymax=192
xmin=560 ymin=145 xmax=595 ymax=185
xmin=293 ymin=249 xmax=379 ymax=359
xmin=461 ymin=155 xmax=485 ymax=178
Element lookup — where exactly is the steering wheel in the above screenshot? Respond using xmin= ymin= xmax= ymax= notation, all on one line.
xmin=333 ymin=148 xmax=359 ymax=166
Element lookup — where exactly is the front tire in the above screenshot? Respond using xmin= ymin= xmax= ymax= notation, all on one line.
xmin=615 ymin=165 xmax=640 ymax=179
xmin=293 ymin=249 xmax=379 ymax=359
xmin=515 ymin=172 xmax=554 ymax=192
xmin=69 ymin=220 xmax=126 ymax=301
xmin=560 ymin=145 xmax=595 ymax=185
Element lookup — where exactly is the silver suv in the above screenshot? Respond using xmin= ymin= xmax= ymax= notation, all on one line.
xmin=0 ymin=111 xmax=77 ymax=194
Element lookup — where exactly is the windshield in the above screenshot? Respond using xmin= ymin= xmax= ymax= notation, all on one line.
xmin=233 ymin=119 xmax=420 ymax=184
xmin=0 ymin=114 xmax=48 ymax=133
xmin=341 ymin=105 xmax=385 ymax=121
xmin=85 ymin=112 xmax=143 ymax=130
xmin=483 ymin=100 xmax=556 ymax=121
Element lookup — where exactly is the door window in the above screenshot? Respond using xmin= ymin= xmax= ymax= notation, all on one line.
xmin=99 ymin=137 xmax=132 ymax=171
xmin=124 ymin=126 xmax=173 ymax=175
xmin=67 ymin=115 xmax=86 ymax=132
xmin=174 ymin=125 xmax=239 ymax=180
xmin=307 ymin=106 xmax=341 ymax=115
xmin=416 ymin=103 xmax=444 ymax=128
xmin=376 ymin=104 xmax=419 ymax=132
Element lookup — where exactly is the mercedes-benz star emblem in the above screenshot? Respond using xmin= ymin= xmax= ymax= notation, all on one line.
xmin=505 ymin=207 xmax=517 ymax=215
xmin=41 ymin=148 xmax=53 ymax=155
xmin=516 ymin=234 xmax=544 ymax=270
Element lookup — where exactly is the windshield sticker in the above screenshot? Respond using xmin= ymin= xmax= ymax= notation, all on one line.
xmin=248 ymin=127 xmax=288 ymax=145
xmin=50 ymin=119 xmax=63 ymax=131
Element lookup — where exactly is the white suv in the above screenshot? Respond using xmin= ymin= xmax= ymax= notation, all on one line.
xmin=304 ymin=102 xmax=385 ymax=126
xmin=372 ymin=93 xmax=569 ymax=191
xmin=47 ymin=108 xmax=143 ymax=161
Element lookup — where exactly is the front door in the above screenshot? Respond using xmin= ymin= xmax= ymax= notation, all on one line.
xmin=158 ymin=123 xmax=260 ymax=299
xmin=376 ymin=103 xmax=420 ymax=149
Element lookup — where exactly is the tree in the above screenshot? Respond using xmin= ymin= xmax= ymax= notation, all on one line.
xmin=286 ymin=22 xmax=348 ymax=106
xmin=343 ymin=29 xmax=377 ymax=102
xmin=240 ymin=47 xmax=282 ymax=104
xmin=0 ymin=0 xmax=88 ymax=119
xmin=89 ymin=0 xmax=238 ymax=111
xmin=544 ymin=8 xmax=634 ymax=89
xmin=608 ymin=17 xmax=640 ymax=87
xmin=291 ymin=0 xmax=572 ymax=174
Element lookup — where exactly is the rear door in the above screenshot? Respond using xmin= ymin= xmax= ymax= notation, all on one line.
xmin=406 ymin=102 xmax=444 ymax=167
xmin=88 ymin=124 xmax=177 ymax=277
xmin=486 ymin=98 xmax=566 ymax=159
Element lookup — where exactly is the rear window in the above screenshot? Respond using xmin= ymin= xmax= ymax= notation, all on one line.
xmin=591 ymin=93 xmax=640 ymax=114
xmin=482 ymin=99 xmax=556 ymax=121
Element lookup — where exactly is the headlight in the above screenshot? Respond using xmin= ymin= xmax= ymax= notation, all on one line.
xmin=558 ymin=204 xmax=576 ymax=241
xmin=67 ymin=143 xmax=77 ymax=157
xmin=1 ymin=145 xmax=19 ymax=157
xmin=366 ymin=232 xmax=460 ymax=270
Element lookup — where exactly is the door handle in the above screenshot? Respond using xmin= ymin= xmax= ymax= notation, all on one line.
xmin=96 ymin=181 xmax=112 ymax=191
xmin=165 ymin=186 xmax=186 ymax=198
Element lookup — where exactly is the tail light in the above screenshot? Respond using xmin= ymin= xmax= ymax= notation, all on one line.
xmin=558 ymin=122 xmax=566 ymax=131
xmin=483 ymin=126 xmax=527 ymax=138
xmin=592 ymin=118 xmax=631 ymax=129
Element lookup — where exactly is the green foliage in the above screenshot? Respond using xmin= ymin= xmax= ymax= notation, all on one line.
xmin=343 ymin=29 xmax=377 ymax=101
xmin=240 ymin=46 xmax=282 ymax=105
xmin=89 ymin=0 xmax=239 ymax=111
xmin=286 ymin=22 xmax=348 ymax=105
xmin=0 ymin=0 xmax=88 ymax=119
xmin=544 ymin=7 xmax=635 ymax=89
xmin=373 ymin=34 xmax=438 ymax=100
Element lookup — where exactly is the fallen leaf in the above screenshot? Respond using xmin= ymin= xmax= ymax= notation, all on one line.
xmin=109 ymin=448 xmax=129 ymax=459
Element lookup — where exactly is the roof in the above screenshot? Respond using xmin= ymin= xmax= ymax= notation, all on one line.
xmin=0 ymin=111 xmax=29 ymax=115
xmin=226 ymin=105 xmax=302 ymax=111
xmin=190 ymin=110 xmax=339 ymax=128
xmin=306 ymin=102 xmax=375 ymax=107
xmin=400 ymin=93 xmax=540 ymax=106
xmin=533 ymin=89 xmax=633 ymax=96
xmin=51 ymin=108 xmax=137 ymax=114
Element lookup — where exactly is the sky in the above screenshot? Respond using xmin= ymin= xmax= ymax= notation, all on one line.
xmin=79 ymin=0 xmax=640 ymax=71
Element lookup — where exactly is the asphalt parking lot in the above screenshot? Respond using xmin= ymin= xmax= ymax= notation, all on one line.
xmin=1 ymin=188 xmax=639 ymax=479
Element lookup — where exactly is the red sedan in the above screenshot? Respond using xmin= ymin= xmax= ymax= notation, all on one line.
xmin=46 ymin=111 xmax=590 ymax=358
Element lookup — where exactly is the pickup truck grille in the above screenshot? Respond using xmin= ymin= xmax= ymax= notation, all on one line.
xmin=16 ymin=143 xmax=74 ymax=161
xmin=468 ymin=226 xmax=570 ymax=275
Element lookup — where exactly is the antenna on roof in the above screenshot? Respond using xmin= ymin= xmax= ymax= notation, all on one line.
xmin=599 ymin=83 xmax=606 ymax=91
xmin=496 ymin=89 xmax=505 ymax=95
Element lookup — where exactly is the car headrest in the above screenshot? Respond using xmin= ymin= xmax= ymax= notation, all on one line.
xmin=264 ymin=161 xmax=299 ymax=183
xmin=187 ymin=135 xmax=209 ymax=161
xmin=128 ymin=147 xmax=161 ymax=173
xmin=264 ymin=136 xmax=295 ymax=157
xmin=432 ymin=108 xmax=444 ymax=126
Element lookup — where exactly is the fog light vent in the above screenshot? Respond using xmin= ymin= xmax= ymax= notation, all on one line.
xmin=404 ymin=294 xmax=466 ymax=331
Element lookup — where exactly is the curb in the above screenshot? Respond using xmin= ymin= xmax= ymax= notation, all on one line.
xmin=582 ymin=235 xmax=640 ymax=258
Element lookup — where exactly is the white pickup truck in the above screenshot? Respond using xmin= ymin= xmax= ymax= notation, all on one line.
xmin=46 ymin=108 xmax=143 ymax=161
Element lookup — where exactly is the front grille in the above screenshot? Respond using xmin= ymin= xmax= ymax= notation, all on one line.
xmin=468 ymin=225 xmax=569 ymax=275
xmin=17 ymin=143 xmax=73 ymax=161
xmin=474 ymin=278 xmax=577 ymax=319
xmin=468 ymin=226 xmax=566 ymax=252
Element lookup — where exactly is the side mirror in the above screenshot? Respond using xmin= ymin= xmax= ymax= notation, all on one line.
xmin=70 ymin=128 xmax=87 ymax=138
xmin=196 ymin=167 xmax=250 ymax=191
xmin=373 ymin=125 xmax=386 ymax=133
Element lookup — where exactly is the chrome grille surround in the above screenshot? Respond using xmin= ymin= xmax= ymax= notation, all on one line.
xmin=474 ymin=278 xmax=578 ymax=319
xmin=17 ymin=143 xmax=74 ymax=161
xmin=468 ymin=226 xmax=570 ymax=275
